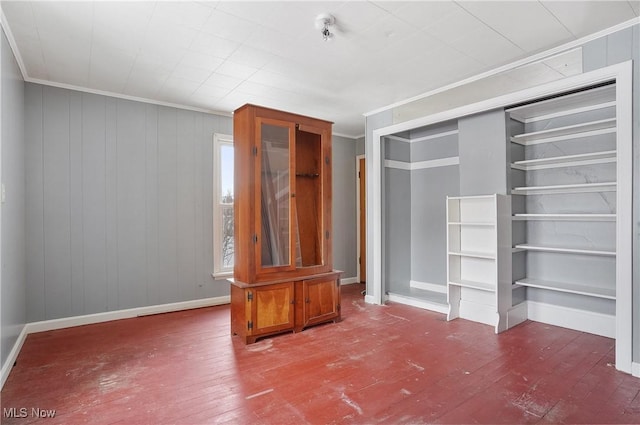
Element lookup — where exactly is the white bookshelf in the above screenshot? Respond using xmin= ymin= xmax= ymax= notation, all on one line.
xmin=446 ymin=194 xmax=513 ymax=333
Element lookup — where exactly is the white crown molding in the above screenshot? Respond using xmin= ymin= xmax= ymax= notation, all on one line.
xmin=0 ymin=10 xmax=233 ymax=118
xmin=0 ymin=9 xmax=28 ymax=81
xmin=333 ymin=132 xmax=360 ymax=140
xmin=26 ymin=77 xmax=233 ymax=117
xmin=364 ymin=17 xmax=640 ymax=118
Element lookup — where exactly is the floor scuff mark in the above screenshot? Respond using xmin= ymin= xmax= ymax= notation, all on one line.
xmin=341 ymin=393 xmax=363 ymax=415
xmin=385 ymin=312 xmax=409 ymax=321
xmin=246 ymin=339 xmax=273 ymax=352
xmin=351 ymin=300 xmax=366 ymax=311
xmin=406 ymin=360 xmax=425 ymax=371
xmin=245 ymin=388 xmax=273 ymax=400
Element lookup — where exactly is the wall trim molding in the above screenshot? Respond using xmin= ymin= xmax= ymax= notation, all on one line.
xmin=632 ymin=362 xmax=640 ymax=378
xmin=387 ymin=293 xmax=448 ymax=314
xmin=26 ymin=296 xmax=231 ymax=334
xmin=340 ymin=277 xmax=359 ymax=285
xmin=409 ymin=280 xmax=446 ymax=294
xmin=526 ymin=300 xmax=615 ymax=339
xmin=0 ymin=325 xmax=27 ymax=390
xmin=0 ymin=296 xmax=231 ymax=390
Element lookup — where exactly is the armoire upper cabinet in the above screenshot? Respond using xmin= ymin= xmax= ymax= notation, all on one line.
xmin=233 ymin=104 xmax=333 ymax=284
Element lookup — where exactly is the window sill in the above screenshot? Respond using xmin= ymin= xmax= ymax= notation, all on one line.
xmin=212 ymin=272 xmax=233 ymax=280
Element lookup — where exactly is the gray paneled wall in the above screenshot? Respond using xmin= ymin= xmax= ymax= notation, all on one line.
xmin=25 ymin=84 xmax=233 ymax=322
xmin=24 ymin=84 xmax=359 ymax=322
xmin=1 ymin=29 xmax=26 ymax=368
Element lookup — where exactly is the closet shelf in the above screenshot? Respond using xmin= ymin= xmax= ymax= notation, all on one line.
xmin=510 ymin=118 xmax=616 ymax=146
xmin=448 ymin=279 xmax=495 ymax=292
xmin=512 ymin=213 xmax=616 ymax=222
xmin=515 ymin=278 xmax=615 ymax=300
xmin=448 ymin=222 xmax=495 ymax=227
xmin=514 ymin=244 xmax=616 ymax=257
xmin=511 ymin=181 xmax=616 ymax=195
xmin=448 ymin=250 xmax=495 ymax=260
xmin=511 ymin=150 xmax=616 ymax=171
xmin=507 ymin=84 xmax=616 ymax=122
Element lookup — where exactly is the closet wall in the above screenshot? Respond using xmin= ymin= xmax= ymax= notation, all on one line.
xmin=384 ymin=140 xmax=411 ymax=293
xmin=409 ymin=124 xmax=459 ymax=290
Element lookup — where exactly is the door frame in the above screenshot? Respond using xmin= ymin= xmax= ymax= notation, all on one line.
xmin=356 ymin=154 xmax=365 ymax=284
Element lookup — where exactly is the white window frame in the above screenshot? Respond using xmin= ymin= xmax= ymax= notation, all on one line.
xmin=213 ymin=133 xmax=234 ymax=278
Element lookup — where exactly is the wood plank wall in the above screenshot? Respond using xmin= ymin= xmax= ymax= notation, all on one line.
xmin=24 ymin=84 xmax=233 ymax=322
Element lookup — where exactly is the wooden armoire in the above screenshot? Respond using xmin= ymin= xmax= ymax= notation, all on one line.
xmin=229 ymin=104 xmax=342 ymax=344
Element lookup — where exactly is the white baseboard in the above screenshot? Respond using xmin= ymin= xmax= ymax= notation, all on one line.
xmin=0 ymin=296 xmax=230 ymax=391
xmin=409 ymin=280 xmax=446 ymax=294
xmin=364 ymin=294 xmax=376 ymax=304
xmin=26 ymin=296 xmax=231 ymax=334
xmin=507 ymin=302 xmax=528 ymax=329
xmin=632 ymin=362 xmax=640 ymax=378
xmin=526 ymin=300 xmax=615 ymax=338
xmin=340 ymin=277 xmax=359 ymax=285
xmin=1 ymin=325 xmax=28 ymax=390
xmin=387 ymin=293 xmax=448 ymax=314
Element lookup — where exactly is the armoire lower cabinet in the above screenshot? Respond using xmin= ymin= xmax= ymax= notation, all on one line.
xmin=230 ymin=104 xmax=342 ymax=343
xmin=230 ymin=271 xmax=342 ymax=344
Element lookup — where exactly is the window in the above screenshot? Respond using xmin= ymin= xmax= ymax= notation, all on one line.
xmin=213 ymin=133 xmax=234 ymax=277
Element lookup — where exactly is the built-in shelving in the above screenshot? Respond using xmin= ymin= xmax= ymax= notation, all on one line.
xmin=510 ymin=118 xmax=616 ymax=145
xmin=448 ymin=250 xmax=495 ymax=260
xmin=507 ymin=81 xmax=620 ymax=343
xmin=514 ymin=244 xmax=615 ymax=257
xmin=447 ymin=194 xmax=513 ymax=333
xmin=507 ymin=84 xmax=616 ymax=123
xmin=515 ymin=278 xmax=615 ymax=300
xmin=512 ymin=213 xmax=616 ymax=222
xmin=448 ymin=279 xmax=495 ymax=292
xmin=448 ymin=222 xmax=494 ymax=227
xmin=511 ymin=150 xmax=616 ymax=171
xmin=511 ymin=182 xmax=616 ymax=195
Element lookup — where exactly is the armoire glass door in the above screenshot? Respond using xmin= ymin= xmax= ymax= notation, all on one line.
xmin=257 ymin=119 xmax=296 ymax=272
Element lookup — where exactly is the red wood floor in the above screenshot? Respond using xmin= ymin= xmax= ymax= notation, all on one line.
xmin=2 ymin=283 xmax=639 ymax=424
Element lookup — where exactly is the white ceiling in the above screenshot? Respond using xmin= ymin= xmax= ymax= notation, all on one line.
xmin=1 ymin=1 xmax=638 ymax=137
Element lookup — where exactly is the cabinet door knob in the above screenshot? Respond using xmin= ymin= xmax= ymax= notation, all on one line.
xmin=305 ymin=298 xmax=310 ymax=303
